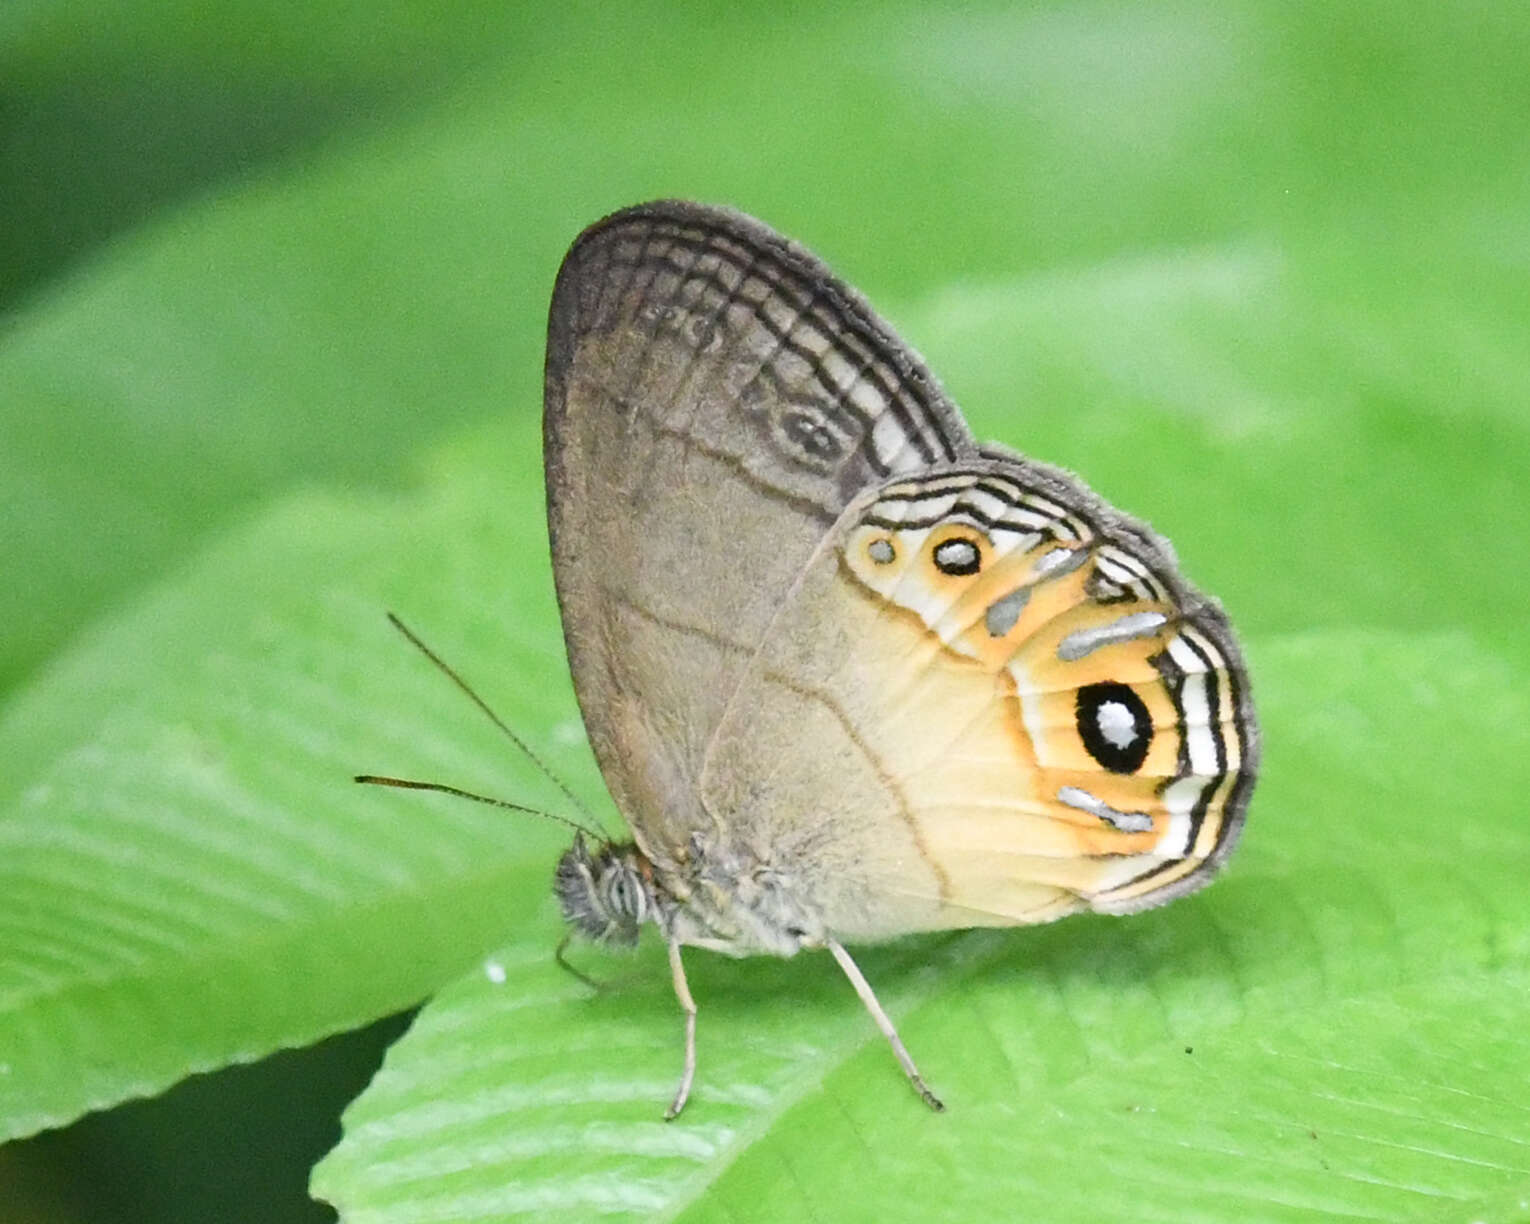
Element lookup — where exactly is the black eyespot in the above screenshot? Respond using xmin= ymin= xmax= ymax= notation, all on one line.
xmin=781 ymin=409 xmax=842 ymax=461
xmin=933 ymin=536 xmax=981 ymax=576
xmin=1076 ymin=682 xmax=1153 ymax=773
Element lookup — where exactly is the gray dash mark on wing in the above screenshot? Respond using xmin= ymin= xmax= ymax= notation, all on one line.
xmin=1057 ymin=786 xmax=1153 ymax=833
xmin=1034 ymin=546 xmax=1088 ymax=578
xmin=1057 ymin=612 xmax=1168 ymax=661
xmin=984 ymin=586 xmax=1031 ymax=637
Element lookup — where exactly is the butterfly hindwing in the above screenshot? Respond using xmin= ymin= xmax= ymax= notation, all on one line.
xmin=699 ymin=461 xmax=1257 ymax=937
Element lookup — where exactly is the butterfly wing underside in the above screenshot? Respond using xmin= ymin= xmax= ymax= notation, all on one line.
xmin=699 ymin=461 xmax=1258 ymax=941
xmin=544 ymin=201 xmax=976 ymax=865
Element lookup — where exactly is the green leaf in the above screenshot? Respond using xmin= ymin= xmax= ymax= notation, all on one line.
xmin=310 ymin=630 xmax=1530 ymax=1221
xmin=0 ymin=431 xmax=596 ymax=1141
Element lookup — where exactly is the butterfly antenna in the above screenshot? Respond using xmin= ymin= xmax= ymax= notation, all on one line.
xmin=381 ymin=611 xmax=612 ymax=840
xmin=353 ymin=775 xmax=602 ymax=841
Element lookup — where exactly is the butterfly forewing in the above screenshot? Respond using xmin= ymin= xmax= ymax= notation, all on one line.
xmin=544 ymin=202 xmax=977 ymax=863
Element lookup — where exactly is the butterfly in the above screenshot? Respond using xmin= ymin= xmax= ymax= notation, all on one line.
xmin=536 ymin=201 xmax=1259 ymax=1117
xmin=369 ymin=200 xmax=1258 ymax=1120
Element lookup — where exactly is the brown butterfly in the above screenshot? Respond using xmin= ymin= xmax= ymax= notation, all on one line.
xmin=370 ymin=201 xmax=1258 ymax=1118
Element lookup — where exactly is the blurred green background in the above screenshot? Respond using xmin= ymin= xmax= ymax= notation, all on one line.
xmin=3 ymin=1 xmax=1528 ymax=1220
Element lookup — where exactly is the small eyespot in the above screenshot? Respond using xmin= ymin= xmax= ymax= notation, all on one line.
xmin=868 ymin=537 xmax=896 ymax=565
xmin=781 ymin=409 xmax=842 ymax=461
xmin=687 ymin=315 xmax=722 ymax=351
xmin=933 ymin=537 xmax=981 ymax=576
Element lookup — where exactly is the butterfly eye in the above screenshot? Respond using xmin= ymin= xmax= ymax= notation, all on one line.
xmin=601 ymin=866 xmax=647 ymax=925
xmin=1075 ymin=682 xmax=1153 ymax=773
xmin=868 ymin=537 xmax=896 ymax=565
xmin=933 ymin=536 xmax=981 ymax=576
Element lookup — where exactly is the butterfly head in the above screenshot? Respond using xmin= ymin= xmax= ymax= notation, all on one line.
xmin=554 ymin=835 xmax=660 ymax=946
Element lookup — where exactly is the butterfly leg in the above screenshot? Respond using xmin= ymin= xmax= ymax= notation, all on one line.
xmin=827 ymin=938 xmax=945 ymax=1112
xmin=664 ymin=936 xmax=699 ymax=1120
xmin=554 ymin=933 xmax=608 ymax=992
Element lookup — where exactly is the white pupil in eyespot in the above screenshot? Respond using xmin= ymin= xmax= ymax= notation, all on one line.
xmin=1096 ymin=700 xmax=1139 ymax=750
xmin=933 ymin=538 xmax=979 ymax=574
xmin=869 ymin=538 xmax=895 ymax=564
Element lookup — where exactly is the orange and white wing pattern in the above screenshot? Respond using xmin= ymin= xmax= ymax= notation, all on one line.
xmin=699 ymin=457 xmax=1258 ymax=940
xmin=837 ymin=462 xmax=1258 ymax=919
